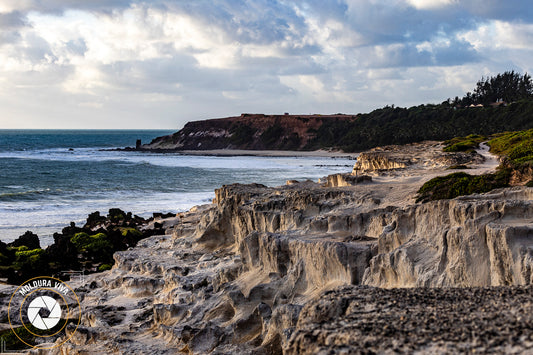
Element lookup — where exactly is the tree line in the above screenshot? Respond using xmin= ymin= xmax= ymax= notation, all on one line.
xmin=304 ymin=71 xmax=533 ymax=152
xmin=448 ymin=71 xmax=533 ymax=107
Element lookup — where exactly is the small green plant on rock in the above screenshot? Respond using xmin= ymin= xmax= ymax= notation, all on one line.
xmin=98 ymin=263 xmax=112 ymax=272
xmin=71 ymin=232 xmax=113 ymax=263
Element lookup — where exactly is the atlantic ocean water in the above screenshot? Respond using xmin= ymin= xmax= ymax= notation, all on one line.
xmin=0 ymin=130 xmax=354 ymax=246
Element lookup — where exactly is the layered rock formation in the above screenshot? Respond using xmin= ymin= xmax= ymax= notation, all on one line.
xmin=139 ymin=114 xmax=357 ymax=151
xmin=352 ymin=141 xmax=484 ymax=173
xmin=17 ymin=180 xmax=530 ymax=354
xmin=4 ymin=141 xmax=532 ymax=353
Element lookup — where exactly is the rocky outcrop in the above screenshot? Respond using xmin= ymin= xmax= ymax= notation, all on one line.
xmin=140 ymin=113 xmax=357 ymax=151
xmin=11 ymin=179 xmax=533 ymax=353
xmin=321 ymin=173 xmax=372 ymax=187
xmin=363 ymin=187 xmax=533 ymax=287
xmin=197 ymin=184 xmax=533 ymax=289
xmin=353 ymin=152 xmax=410 ymax=172
xmin=352 ymin=141 xmax=484 ymax=173
xmin=287 ymin=285 xmax=533 ymax=354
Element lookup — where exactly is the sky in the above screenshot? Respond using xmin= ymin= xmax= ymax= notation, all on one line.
xmin=0 ymin=1 xmax=532 ymax=129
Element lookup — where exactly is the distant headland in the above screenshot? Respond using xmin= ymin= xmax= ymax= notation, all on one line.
xmin=135 ymin=71 xmax=533 ymax=153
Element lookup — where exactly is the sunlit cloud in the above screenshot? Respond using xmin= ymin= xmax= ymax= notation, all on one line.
xmin=0 ymin=0 xmax=531 ymax=128
xmin=407 ymin=0 xmax=458 ymax=10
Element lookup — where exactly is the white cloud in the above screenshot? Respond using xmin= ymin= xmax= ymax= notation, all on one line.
xmin=0 ymin=0 xmax=531 ymax=128
xmin=459 ymin=20 xmax=533 ymax=50
xmin=406 ymin=0 xmax=457 ymax=10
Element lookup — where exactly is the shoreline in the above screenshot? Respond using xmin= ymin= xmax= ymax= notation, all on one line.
xmin=166 ymin=148 xmax=358 ymax=158
xmin=3 ymin=141 xmax=533 ymax=353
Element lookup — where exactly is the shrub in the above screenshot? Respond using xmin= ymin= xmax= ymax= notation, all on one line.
xmin=443 ymin=134 xmax=487 ymax=152
xmin=71 ymin=232 xmax=113 ymax=263
xmin=229 ymin=124 xmax=257 ymax=146
xmin=489 ymin=129 xmax=533 ymax=167
xmin=260 ymin=124 xmax=285 ymax=147
xmin=416 ymin=170 xmax=510 ymax=202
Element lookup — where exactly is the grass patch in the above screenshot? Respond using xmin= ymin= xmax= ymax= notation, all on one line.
xmin=443 ymin=134 xmax=487 ymax=153
xmin=416 ymin=170 xmax=510 ymax=203
xmin=488 ymin=128 xmax=533 ymax=167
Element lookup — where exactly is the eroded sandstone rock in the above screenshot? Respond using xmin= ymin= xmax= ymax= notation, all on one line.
xmin=13 ymin=167 xmax=533 ymax=353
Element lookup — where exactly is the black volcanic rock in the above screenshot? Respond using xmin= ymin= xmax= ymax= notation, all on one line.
xmin=8 ymin=231 xmax=40 ymax=250
xmin=0 ymin=208 xmax=168 ymax=284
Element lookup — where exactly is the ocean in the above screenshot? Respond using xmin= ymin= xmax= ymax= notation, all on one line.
xmin=0 ymin=130 xmax=355 ymax=246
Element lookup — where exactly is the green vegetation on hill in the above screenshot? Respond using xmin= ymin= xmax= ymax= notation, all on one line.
xmin=305 ymin=99 xmax=533 ymax=152
xmin=443 ymin=134 xmax=487 ymax=153
xmin=301 ymin=71 xmax=533 ymax=152
xmin=488 ymin=129 xmax=533 ymax=167
xmin=416 ymin=170 xmax=510 ymax=203
xmin=453 ymin=71 xmax=533 ymax=106
xmin=417 ymin=127 xmax=533 ymax=202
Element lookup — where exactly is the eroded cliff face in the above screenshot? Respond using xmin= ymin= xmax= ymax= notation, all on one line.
xmin=197 ymin=184 xmax=533 ymax=291
xmin=353 ymin=152 xmax=409 ymax=172
xmin=140 ymin=114 xmax=357 ymax=151
xmin=364 ymin=188 xmax=533 ymax=287
xmin=26 ymin=181 xmax=533 ymax=354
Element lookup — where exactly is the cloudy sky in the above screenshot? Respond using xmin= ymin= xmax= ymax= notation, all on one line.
xmin=0 ymin=0 xmax=532 ymax=129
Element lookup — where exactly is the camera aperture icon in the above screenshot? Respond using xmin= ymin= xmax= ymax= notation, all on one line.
xmin=9 ymin=276 xmax=81 ymax=349
xmin=27 ymin=296 xmax=62 ymax=330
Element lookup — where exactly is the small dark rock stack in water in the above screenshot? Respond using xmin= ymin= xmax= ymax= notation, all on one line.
xmin=0 ymin=209 xmax=167 ymax=284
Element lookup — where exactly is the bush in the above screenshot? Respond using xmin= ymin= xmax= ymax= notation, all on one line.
xmin=489 ymin=129 xmax=533 ymax=167
xmin=71 ymin=232 xmax=113 ymax=263
xmin=443 ymin=134 xmax=487 ymax=153
xmin=260 ymin=124 xmax=285 ymax=147
xmin=416 ymin=170 xmax=510 ymax=202
xmin=229 ymin=124 xmax=257 ymax=146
